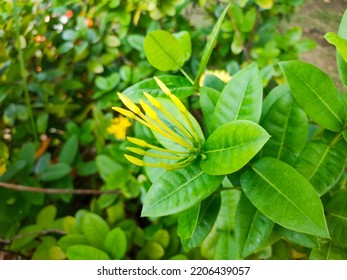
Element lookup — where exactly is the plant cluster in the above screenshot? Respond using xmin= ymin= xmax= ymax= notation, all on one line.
xmin=1 ymin=0 xmax=346 ymax=260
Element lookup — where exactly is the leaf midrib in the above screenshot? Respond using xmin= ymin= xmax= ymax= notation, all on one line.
xmin=205 ymin=138 xmax=259 ymax=154
xmin=252 ymin=165 xmax=321 ymax=231
xmin=290 ymin=70 xmax=343 ymax=125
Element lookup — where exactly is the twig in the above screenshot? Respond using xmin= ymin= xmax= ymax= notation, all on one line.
xmin=0 ymin=182 xmax=121 ymax=195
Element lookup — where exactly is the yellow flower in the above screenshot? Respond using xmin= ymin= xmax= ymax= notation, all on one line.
xmin=199 ymin=69 xmax=232 ymax=86
xmin=107 ymin=115 xmax=132 ymax=140
xmin=113 ymin=77 xmax=205 ymax=170
xmin=0 ymin=159 xmax=6 ymax=176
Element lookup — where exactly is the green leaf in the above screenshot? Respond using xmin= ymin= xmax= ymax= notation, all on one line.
xmin=144 ymin=30 xmax=187 ymax=71
xmin=274 ymin=226 xmax=318 ymax=249
xmin=40 ymin=163 xmax=71 ymax=181
xmin=261 ymin=84 xmax=290 ymax=121
xmin=326 ymin=192 xmax=347 ymax=248
xmin=36 ymin=205 xmax=57 ymax=228
xmin=58 ymin=234 xmax=89 ymax=251
xmin=241 ymin=157 xmax=329 ymax=238
xmin=67 ymin=245 xmax=110 ymax=260
xmin=104 ymin=228 xmax=127 ymax=259
xmin=261 ymin=91 xmax=308 ymax=164
xmin=310 ymin=243 xmax=347 ymax=260
xmin=280 ymin=61 xmax=345 ymax=132
xmin=96 ymin=155 xmax=124 ymax=182
xmin=123 ymin=75 xmax=194 ymax=103
xmin=324 ymin=32 xmax=347 ymax=62
xmin=337 ymin=10 xmax=347 ymax=86
xmin=200 ymin=120 xmax=270 ymax=175
xmin=211 ymin=63 xmax=262 ymax=132
xmin=11 ymin=225 xmax=43 ymax=250
xmin=36 ymin=112 xmax=49 ymax=134
xmin=195 ymin=3 xmax=231 ymax=85
xmin=235 ymin=194 xmax=274 ymax=258
xmin=200 ymin=86 xmax=221 ymax=135
xmin=295 ymin=139 xmax=347 ymax=196
xmin=141 ymin=163 xmax=223 ymax=217
xmin=59 ymin=135 xmax=79 ymax=165
xmin=81 ymin=213 xmax=110 ymax=249
xmin=173 ymin=31 xmax=191 ymax=61
xmin=179 ymin=193 xmax=221 ymax=250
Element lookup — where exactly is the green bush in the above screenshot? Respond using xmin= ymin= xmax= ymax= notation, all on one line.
xmin=2 ymin=0 xmax=344 ymax=260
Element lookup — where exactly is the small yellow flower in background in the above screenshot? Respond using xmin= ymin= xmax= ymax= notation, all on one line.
xmin=0 ymin=159 xmax=6 ymax=176
xmin=107 ymin=115 xmax=132 ymax=140
xmin=199 ymin=69 xmax=232 ymax=86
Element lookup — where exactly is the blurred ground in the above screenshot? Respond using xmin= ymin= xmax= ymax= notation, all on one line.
xmin=291 ymin=0 xmax=347 ymax=89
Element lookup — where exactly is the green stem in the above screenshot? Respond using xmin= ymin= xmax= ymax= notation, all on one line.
xmin=180 ymin=68 xmax=194 ymax=85
xmin=13 ymin=0 xmax=39 ymax=145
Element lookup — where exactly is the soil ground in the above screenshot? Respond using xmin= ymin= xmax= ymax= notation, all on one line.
xmin=291 ymin=0 xmax=347 ymax=89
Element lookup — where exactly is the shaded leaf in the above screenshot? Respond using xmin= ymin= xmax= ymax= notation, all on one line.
xmin=274 ymin=225 xmax=318 ymax=249
xmin=67 ymin=245 xmax=110 ymax=260
xmin=40 ymin=163 xmax=71 ymax=182
xmin=141 ymin=163 xmax=223 ymax=217
xmin=295 ymin=139 xmax=347 ymax=196
xmin=310 ymin=243 xmax=347 ymax=260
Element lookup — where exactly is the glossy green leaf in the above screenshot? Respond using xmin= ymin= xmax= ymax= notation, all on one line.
xmin=179 ymin=193 xmax=221 ymax=250
xmin=59 ymin=135 xmax=78 ymax=165
xmin=104 ymin=228 xmax=127 ymax=259
xmin=274 ymin=226 xmax=318 ymax=249
xmin=144 ymin=30 xmax=186 ymax=71
xmin=40 ymin=163 xmax=71 ymax=182
xmin=337 ymin=10 xmax=347 ymax=86
xmin=195 ymin=3 xmax=230 ymax=85
xmin=326 ymin=192 xmax=347 ymax=248
xmin=36 ymin=205 xmax=57 ymax=228
xmin=200 ymin=120 xmax=270 ymax=175
xmin=295 ymin=139 xmax=347 ymax=196
xmin=310 ymin=243 xmax=347 ymax=260
xmin=81 ymin=213 xmax=110 ymax=249
xmin=241 ymin=157 xmax=329 ymax=238
xmin=324 ymin=32 xmax=347 ymax=62
xmin=123 ymin=75 xmax=194 ymax=103
xmin=211 ymin=63 xmax=262 ymax=131
xmin=235 ymin=194 xmax=274 ymax=258
xmin=344 ymin=130 xmax=347 ymax=142
xmin=261 ymin=91 xmax=308 ymax=164
xmin=67 ymin=245 xmax=110 ymax=260
xmin=280 ymin=61 xmax=345 ymax=132
xmin=141 ymin=163 xmax=223 ymax=217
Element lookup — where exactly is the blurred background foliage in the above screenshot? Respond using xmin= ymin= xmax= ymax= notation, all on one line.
xmin=0 ymin=0 xmax=317 ymax=259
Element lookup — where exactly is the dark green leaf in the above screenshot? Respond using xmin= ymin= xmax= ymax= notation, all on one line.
xmin=235 ymin=194 xmax=274 ymax=258
xmin=310 ymin=243 xmax=347 ymax=260
xmin=261 ymin=91 xmax=308 ymax=164
xmin=123 ymin=75 xmax=194 ymax=103
xmin=295 ymin=139 xmax=347 ymax=196
xmin=141 ymin=163 xmax=223 ymax=217
xmin=326 ymin=192 xmax=347 ymax=248
xmin=67 ymin=245 xmax=110 ymax=260
xmin=241 ymin=157 xmax=329 ymax=238
xmin=274 ymin=225 xmax=318 ymax=249
xmin=11 ymin=225 xmax=43 ymax=250
xmin=200 ymin=120 xmax=270 ymax=175
xmin=59 ymin=135 xmax=79 ymax=165
xmin=40 ymin=163 xmax=71 ymax=182
xmin=179 ymin=193 xmax=221 ymax=250
xmin=280 ymin=61 xmax=345 ymax=132
xmin=211 ymin=63 xmax=262 ymax=131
